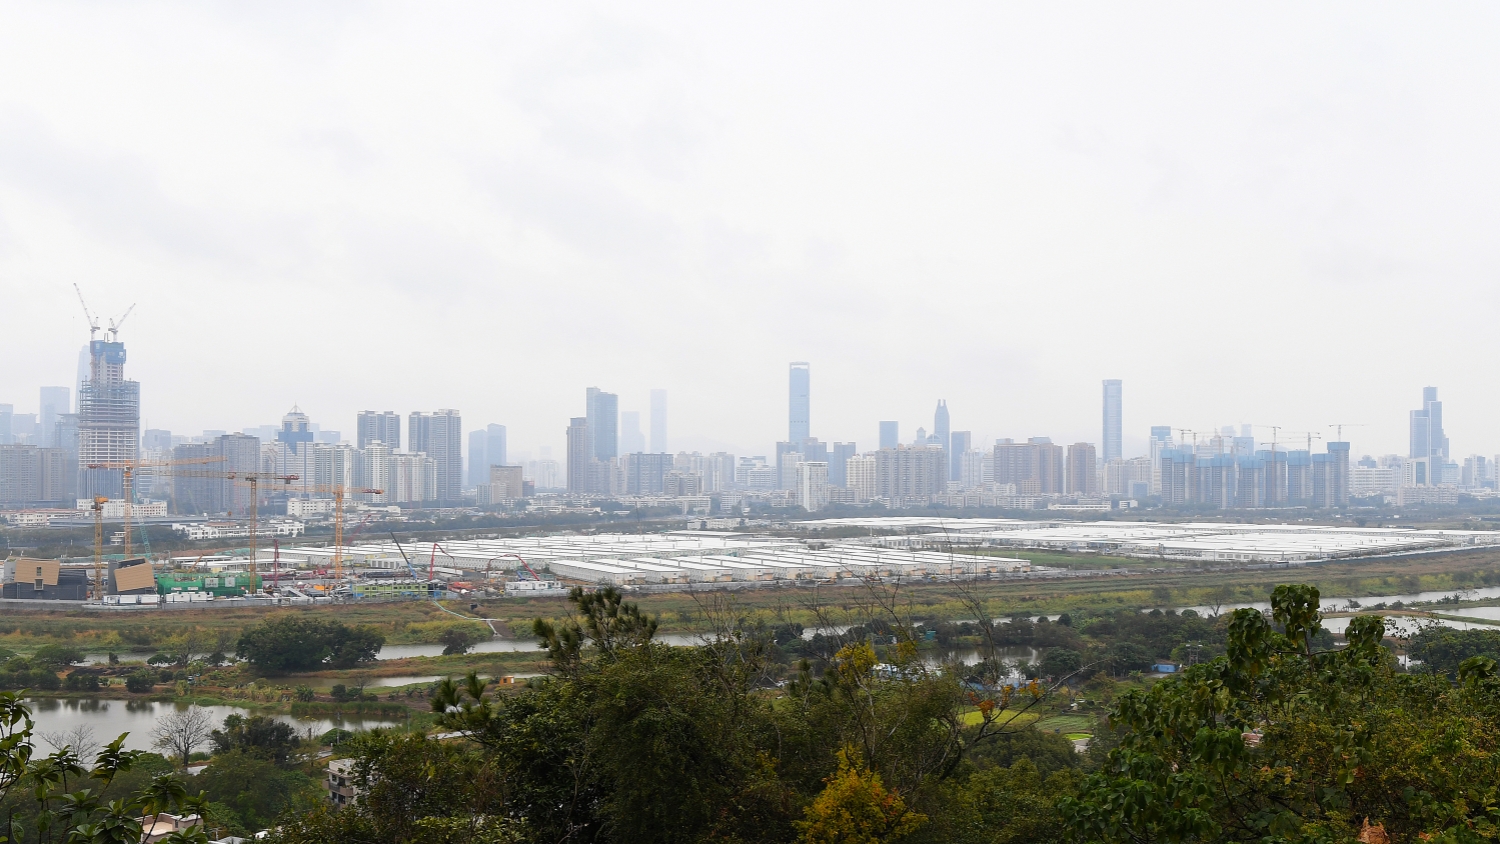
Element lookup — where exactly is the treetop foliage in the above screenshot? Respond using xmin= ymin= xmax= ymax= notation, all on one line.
xmin=235 ymin=615 xmax=385 ymax=672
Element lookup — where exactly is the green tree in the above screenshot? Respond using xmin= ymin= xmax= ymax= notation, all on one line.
xmin=0 ymin=692 xmax=209 ymax=844
xmin=209 ymin=714 xmax=301 ymax=767
xmin=125 ymin=668 xmax=156 ymax=693
xmin=196 ymin=750 xmax=320 ymax=833
xmin=1062 ymin=584 xmax=1500 ymax=843
xmin=235 ymin=615 xmax=385 ymax=672
xmin=268 ymin=732 xmax=514 ymax=844
xmin=1407 ymin=626 xmax=1500 ymax=678
xmin=437 ymin=625 xmax=483 ymax=656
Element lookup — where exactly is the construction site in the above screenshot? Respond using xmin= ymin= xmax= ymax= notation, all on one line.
xmin=6 ymin=511 xmax=1500 ymax=609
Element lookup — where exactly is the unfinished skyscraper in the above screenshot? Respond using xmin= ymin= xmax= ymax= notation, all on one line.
xmin=78 ymin=336 xmax=140 ymax=499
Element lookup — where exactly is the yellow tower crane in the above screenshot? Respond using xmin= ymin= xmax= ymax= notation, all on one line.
xmin=84 ymin=456 xmax=225 ymax=558
xmin=294 ymin=485 xmax=384 ymax=582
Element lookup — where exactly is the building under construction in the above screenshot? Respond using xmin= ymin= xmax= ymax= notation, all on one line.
xmin=77 ymin=332 xmax=140 ymax=500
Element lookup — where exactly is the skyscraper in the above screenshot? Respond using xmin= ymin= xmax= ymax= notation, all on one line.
xmin=39 ymin=387 xmax=69 ymax=448
xmin=879 ymin=421 xmax=899 ymax=450
xmin=950 ymin=431 xmax=971 ymax=482
xmin=1102 ymin=379 xmax=1122 ymax=462
xmin=356 ymin=411 xmax=401 ymax=449
xmin=789 ymin=362 xmax=810 ymax=443
xmin=409 ymin=410 xmax=462 ymax=501
xmin=78 ymin=334 xmax=140 ymax=498
xmin=829 ymin=442 xmax=857 ymax=487
xmin=566 ymin=417 xmax=590 ymax=493
xmin=650 ymin=389 xmax=668 ymax=453
xmin=486 ymin=424 xmax=507 ymax=469
xmin=586 ymin=388 xmax=618 ymax=461
xmin=1409 ymin=386 xmax=1449 ymax=486
xmin=933 ymin=400 xmax=950 ymax=462
xmin=277 ymin=406 xmax=313 ymax=454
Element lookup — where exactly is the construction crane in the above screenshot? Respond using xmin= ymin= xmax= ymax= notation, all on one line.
xmin=85 ymin=456 xmax=225 ymax=558
xmin=165 ymin=467 xmax=299 ymax=584
xmin=73 ymin=284 xmax=101 ymax=339
xmin=1328 ymin=423 xmax=1366 ymax=442
xmin=1287 ymin=431 xmax=1323 ymax=452
xmin=90 ymin=496 xmax=108 ymax=601
xmin=72 ymin=284 xmax=135 ymax=342
xmin=291 ymin=485 xmax=383 ymax=582
xmin=1256 ymin=425 xmax=1285 ymax=506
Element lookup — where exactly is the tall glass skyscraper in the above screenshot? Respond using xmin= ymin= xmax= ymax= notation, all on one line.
xmin=789 ymin=363 xmax=810 ymax=443
xmin=586 ymin=387 xmax=618 ymax=461
xmin=1409 ymin=386 xmax=1449 ymax=486
xmin=1102 ymin=379 xmax=1123 ymax=462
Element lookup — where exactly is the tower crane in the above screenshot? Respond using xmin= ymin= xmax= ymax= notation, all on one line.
xmin=84 ymin=456 xmax=225 ymax=558
xmin=1256 ymin=425 xmax=1284 ymax=506
xmin=1327 ymin=423 xmax=1366 ymax=442
xmin=73 ymin=284 xmax=100 ymax=340
xmin=291 ymin=484 xmax=384 ymax=582
xmin=1288 ymin=431 xmax=1323 ymax=452
xmin=166 ymin=468 xmax=299 ymax=584
xmin=90 ymin=496 xmax=108 ymax=601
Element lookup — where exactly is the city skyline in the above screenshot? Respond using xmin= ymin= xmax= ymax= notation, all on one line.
xmin=1 ymin=332 xmax=1485 ymax=469
xmin=6 ymin=7 xmax=1500 ymax=462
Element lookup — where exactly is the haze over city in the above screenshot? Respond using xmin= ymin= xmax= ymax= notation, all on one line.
xmin=4 ymin=4 xmax=1500 ymax=461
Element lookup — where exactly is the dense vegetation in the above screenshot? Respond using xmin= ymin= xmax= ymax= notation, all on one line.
xmin=234 ymin=615 xmax=385 ymax=672
xmin=11 ymin=582 xmax=1500 ymax=843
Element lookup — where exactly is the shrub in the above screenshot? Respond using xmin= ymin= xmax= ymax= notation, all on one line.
xmin=126 ymin=669 xmax=156 ymax=693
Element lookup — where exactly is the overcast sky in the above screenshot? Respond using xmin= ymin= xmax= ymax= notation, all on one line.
xmin=2 ymin=3 xmax=1499 ymax=462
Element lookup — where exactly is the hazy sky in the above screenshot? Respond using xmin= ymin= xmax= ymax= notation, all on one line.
xmin=3 ymin=3 xmax=1499 ymax=461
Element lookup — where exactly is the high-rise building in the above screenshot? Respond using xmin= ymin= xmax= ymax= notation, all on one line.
xmin=1409 ymin=387 xmax=1449 ymax=486
xmin=586 ymin=388 xmax=618 ymax=461
xmin=993 ymin=438 xmax=1065 ymax=495
xmin=39 ymin=387 xmax=69 ymax=448
xmin=874 ymin=445 xmax=947 ymax=502
xmin=408 ymin=410 xmax=462 ymax=501
xmin=829 ymin=442 xmax=857 ymax=487
xmin=78 ymin=334 xmax=140 ymax=499
xmin=776 ymin=442 xmax=803 ymax=490
xmin=933 ymin=400 xmax=950 ymax=462
xmin=950 ymin=431 xmax=971 ymax=482
xmin=0 ymin=404 xmax=11 ymax=445
xmin=846 ymin=454 xmax=877 ymax=502
xmin=1066 ymin=443 xmax=1097 ymax=495
xmin=796 ymin=461 xmax=830 ymax=511
xmin=142 ymin=429 xmax=172 ymax=452
xmin=879 ymin=421 xmax=899 ymax=450
xmin=566 ymin=417 xmax=590 ymax=493
xmin=624 ymin=452 xmax=672 ymax=494
xmin=789 ymin=363 xmax=810 ymax=443
xmin=1102 ymin=380 xmax=1122 ymax=462
xmin=467 ymin=430 xmax=488 ymax=487
xmin=620 ymin=411 xmax=646 ymax=454
xmin=356 ymin=411 xmax=401 ymax=450
xmin=485 ymin=424 xmax=506 ymax=471
xmin=277 ymin=406 xmax=314 ymax=455
xmin=650 ymin=389 xmax=668 ymax=453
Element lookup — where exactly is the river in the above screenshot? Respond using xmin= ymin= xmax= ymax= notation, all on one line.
xmin=24 ymin=698 xmax=406 ymax=756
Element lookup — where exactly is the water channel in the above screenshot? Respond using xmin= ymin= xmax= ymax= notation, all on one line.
xmin=24 ymin=698 xmax=406 ymax=756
